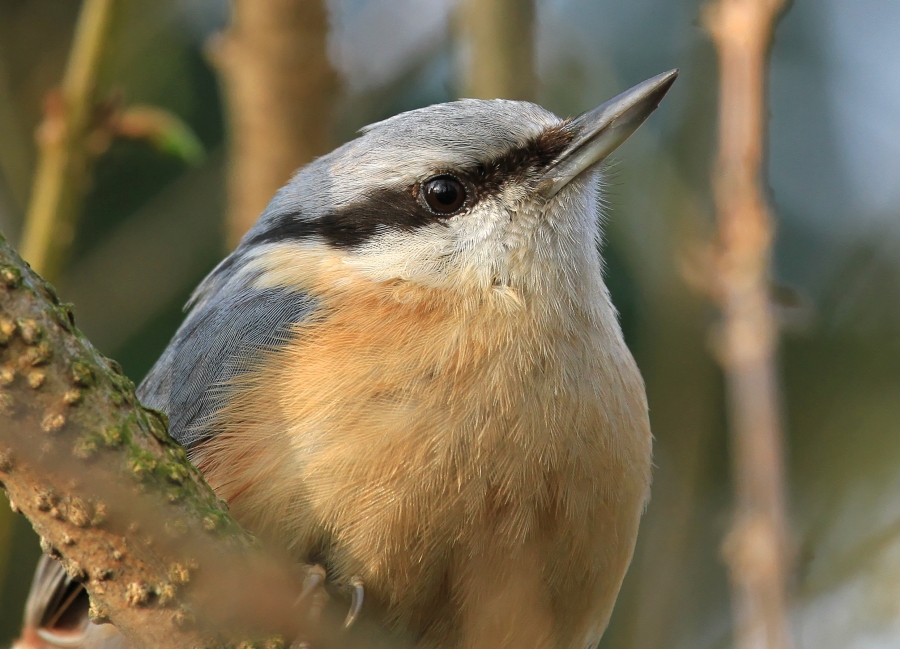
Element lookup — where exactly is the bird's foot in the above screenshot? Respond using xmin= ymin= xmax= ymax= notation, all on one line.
xmin=295 ymin=564 xmax=330 ymax=625
xmin=293 ymin=565 xmax=365 ymax=642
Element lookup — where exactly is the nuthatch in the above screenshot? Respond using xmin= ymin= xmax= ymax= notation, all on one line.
xmin=23 ymin=70 xmax=677 ymax=649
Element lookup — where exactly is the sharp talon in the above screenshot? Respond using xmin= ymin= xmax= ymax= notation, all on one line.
xmin=344 ymin=576 xmax=364 ymax=628
xmin=296 ymin=565 xmax=326 ymax=606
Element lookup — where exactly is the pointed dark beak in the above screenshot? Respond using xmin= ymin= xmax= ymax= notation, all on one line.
xmin=539 ymin=69 xmax=679 ymax=197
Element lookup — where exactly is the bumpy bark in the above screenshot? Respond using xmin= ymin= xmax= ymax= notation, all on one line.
xmin=0 ymin=231 xmax=372 ymax=648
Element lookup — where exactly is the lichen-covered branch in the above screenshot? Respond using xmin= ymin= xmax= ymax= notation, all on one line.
xmin=0 ymin=231 xmax=376 ymax=648
xmin=702 ymin=1 xmax=793 ymax=648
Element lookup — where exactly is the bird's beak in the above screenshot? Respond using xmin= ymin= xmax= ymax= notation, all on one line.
xmin=539 ymin=69 xmax=679 ymax=198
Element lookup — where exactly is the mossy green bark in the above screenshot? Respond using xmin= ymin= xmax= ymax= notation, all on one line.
xmin=0 ymin=229 xmax=282 ymax=648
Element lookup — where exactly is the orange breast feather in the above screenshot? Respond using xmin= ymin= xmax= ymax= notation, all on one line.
xmin=194 ymin=247 xmax=652 ymax=647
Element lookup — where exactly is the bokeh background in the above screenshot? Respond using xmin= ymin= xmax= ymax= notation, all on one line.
xmin=1 ymin=0 xmax=899 ymax=647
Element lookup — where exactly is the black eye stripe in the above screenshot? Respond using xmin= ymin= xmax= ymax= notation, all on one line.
xmin=246 ymin=188 xmax=449 ymax=250
xmin=244 ymin=126 xmax=575 ymax=251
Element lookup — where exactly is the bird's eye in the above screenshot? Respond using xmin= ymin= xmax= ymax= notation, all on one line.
xmin=422 ymin=175 xmax=467 ymax=215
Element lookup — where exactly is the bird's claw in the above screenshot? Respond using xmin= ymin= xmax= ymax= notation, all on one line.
xmin=293 ymin=566 xmax=364 ymax=637
xmin=292 ymin=565 xmax=328 ymax=649
xmin=296 ymin=565 xmax=327 ymax=606
xmin=344 ymin=576 xmax=364 ymax=628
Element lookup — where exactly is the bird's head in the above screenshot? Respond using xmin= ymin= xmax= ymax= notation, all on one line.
xmin=227 ymin=71 xmax=678 ymax=309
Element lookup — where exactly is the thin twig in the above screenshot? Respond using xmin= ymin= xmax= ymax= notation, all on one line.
xmin=703 ymin=1 xmax=793 ymax=648
xmin=18 ymin=0 xmax=119 ymax=282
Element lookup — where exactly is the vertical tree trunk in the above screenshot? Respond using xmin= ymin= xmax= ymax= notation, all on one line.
xmin=458 ymin=0 xmax=536 ymax=101
xmin=212 ymin=0 xmax=341 ymax=248
xmin=704 ymin=1 xmax=793 ymax=648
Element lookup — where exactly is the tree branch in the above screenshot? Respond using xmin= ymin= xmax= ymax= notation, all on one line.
xmin=458 ymin=0 xmax=536 ymax=101
xmin=18 ymin=0 xmax=119 ymax=282
xmin=209 ymin=0 xmax=340 ymax=247
xmin=0 ymin=231 xmax=379 ymax=648
xmin=703 ymin=1 xmax=793 ymax=648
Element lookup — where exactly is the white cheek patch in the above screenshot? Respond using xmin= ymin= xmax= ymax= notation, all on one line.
xmin=341 ymin=198 xmax=518 ymax=293
xmin=341 ymin=224 xmax=458 ymax=287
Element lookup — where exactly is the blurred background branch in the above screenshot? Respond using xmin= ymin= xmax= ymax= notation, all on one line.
xmin=17 ymin=0 xmax=119 ymax=283
xmin=704 ymin=1 xmax=793 ymax=648
xmin=209 ymin=0 xmax=340 ymax=247
xmin=458 ymin=0 xmax=535 ymax=101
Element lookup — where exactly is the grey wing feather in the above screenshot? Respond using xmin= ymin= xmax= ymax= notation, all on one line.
xmin=137 ymin=260 xmax=318 ymax=449
xmin=22 ymin=554 xmax=84 ymax=632
xmin=16 ymin=554 xmax=125 ymax=649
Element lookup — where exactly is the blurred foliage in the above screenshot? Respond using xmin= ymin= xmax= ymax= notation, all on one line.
xmin=0 ymin=0 xmax=899 ymax=648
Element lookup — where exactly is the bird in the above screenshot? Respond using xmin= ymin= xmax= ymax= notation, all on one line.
xmin=18 ymin=69 xmax=677 ymax=649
